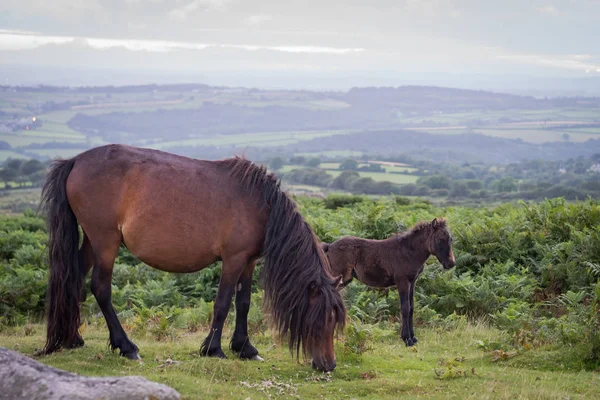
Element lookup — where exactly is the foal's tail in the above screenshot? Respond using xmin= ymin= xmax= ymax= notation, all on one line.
xmin=40 ymin=158 xmax=83 ymax=355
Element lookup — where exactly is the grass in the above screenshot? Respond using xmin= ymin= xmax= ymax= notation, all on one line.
xmin=1 ymin=323 xmax=598 ymax=399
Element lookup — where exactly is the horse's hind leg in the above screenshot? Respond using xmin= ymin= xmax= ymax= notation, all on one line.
xmin=201 ymin=254 xmax=247 ymax=358
xmin=70 ymin=233 xmax=95 ymax=349
xmin=231 ymin=261 xmax=261 ymax=360
xmin=89 ymin=232 xmax=140 ymax=359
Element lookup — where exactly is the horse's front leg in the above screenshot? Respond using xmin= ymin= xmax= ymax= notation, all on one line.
xmin=409 ymin=279 xmax=417 ymax=344
xmin=201 ymin=255 xmax=246 ymax=358
xmin=395 ymin=279 xmax=413 ymax=346
xmin=230 ymin=261 xmax=262 ymax=360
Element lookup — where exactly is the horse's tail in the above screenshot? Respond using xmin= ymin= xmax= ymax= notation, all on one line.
xmin=40 ymin=158 xmax=82 ymax=355
xmin=320 ymin=242 xmax=330 ymax=252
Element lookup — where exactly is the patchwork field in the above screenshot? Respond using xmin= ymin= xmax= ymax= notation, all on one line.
xmin=280 ymin=163 xmax=419 ymax=184
xmin=1 ymin=85 xmax=600 ymax=163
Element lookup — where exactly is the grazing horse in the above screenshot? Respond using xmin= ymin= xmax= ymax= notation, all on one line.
xmin=40 ymin=144 xmax=345 ymax=372
xmin=321 ymin=218 xmax=455 ymax=346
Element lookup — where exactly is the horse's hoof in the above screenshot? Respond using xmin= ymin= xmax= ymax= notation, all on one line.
xmin=251 ymin=355 xmax=264 ymax=362
xmin=124 ymin=351 xmax=141 ymax=360
xmin=412 ymin=337 xmax=418 ymax=344
xmin=67 ymin=335 xmax=85 ymax=349
xmin=208 ymin=349 xmax=227 ymax=359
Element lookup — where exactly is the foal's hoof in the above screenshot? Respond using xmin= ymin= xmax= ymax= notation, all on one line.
xmin=404 ymin=338 xmax=414 ymax=347
xmin=251 ymin=355 xmax=264 ymax=362
xmin=123 ymin=351 xmax=141 ymax=360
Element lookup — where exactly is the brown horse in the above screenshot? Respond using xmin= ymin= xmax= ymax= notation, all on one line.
xmin=39 ymin=144 xmax=345 ymax=372
xmin=321 ymin=218 xmax=455 ymax=346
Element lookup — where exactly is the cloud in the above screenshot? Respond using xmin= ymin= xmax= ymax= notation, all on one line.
xmin=168 ymin=0 xmax=231 ymax=21
xmin=246 ymin=14 xmax=273 ymax=27
xmin=496 ymin=52 xmax=600 ymax=73
xmin=0 ymin=31 xmax=365 ymax=55
xmin=1 ymin=0 xmax=103 ymax=19
xmin=536 ymin=5 xmax=560 ymax=16
xmin=0 ymin=31 xmax=73 ymax=51
xmin=401 ymin=0 xmax=458 ymax=17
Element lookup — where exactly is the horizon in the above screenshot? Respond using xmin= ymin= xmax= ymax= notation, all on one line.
xmin=2 ymin=1 xmax=600 ymax=95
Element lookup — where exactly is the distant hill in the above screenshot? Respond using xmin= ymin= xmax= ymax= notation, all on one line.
xmin=1 ymin=83 xmax=600 ymax=164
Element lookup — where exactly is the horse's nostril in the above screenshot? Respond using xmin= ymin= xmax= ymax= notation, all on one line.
xmin=328 ymin=361 xmax=337 ymax=372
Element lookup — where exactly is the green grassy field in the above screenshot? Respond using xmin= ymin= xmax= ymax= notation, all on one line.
xmin=281 ymin=163 xmax=419 ymax=184
xmin=474 ymin=128 xmax=594 ymax=144
xmin=319 ymin=162 xmax=417 ymax=174
xmin=1 ymin=323 xmax=597 ymax=400
xmin=147 ymin=130 xmax=355 ymax=150
xmin=0 ymin=188 xmax=40 ymax=215
xmin=296 ymin=150 xmax=365 ymax=158
xmin=0 ymin=150 xmax=29 ymax=162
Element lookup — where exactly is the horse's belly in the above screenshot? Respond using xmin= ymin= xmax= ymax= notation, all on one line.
xmin=121 ymin=221 xmax=221 ymax=273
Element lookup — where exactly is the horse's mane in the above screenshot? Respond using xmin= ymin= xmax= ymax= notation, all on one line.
xmin=221 ymin=156 xmax=346 ymax=357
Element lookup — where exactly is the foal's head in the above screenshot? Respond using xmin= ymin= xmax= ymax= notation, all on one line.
xmin=428 ymin=218 xmax=456 ymax=270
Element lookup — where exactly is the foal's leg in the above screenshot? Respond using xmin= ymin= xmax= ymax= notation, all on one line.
xmin=230 ymin=261 xmax=261 ymax=360
xmin=201 ymin=255 xmax=247 ymax=358
xmin=395 ymin=279 xmax=414 ymax=346
xmin=409 ymin=280 xmax=417 ymax=344
xmin=90 ymin=233 xmax=140 ymax=359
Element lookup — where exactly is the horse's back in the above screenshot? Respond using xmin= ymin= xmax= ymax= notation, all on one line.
xmin=66 ymin=145 xmax=266 ymax=272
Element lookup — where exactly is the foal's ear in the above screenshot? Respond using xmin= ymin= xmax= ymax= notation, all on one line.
xmin=334 ymin=275 xmax=344 ymax=290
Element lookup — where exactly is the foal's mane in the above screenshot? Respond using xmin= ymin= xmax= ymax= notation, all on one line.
xmin=395 ymin=218 xmax=448 ymax=240
xmin=221 ymin=156 xmax=346 ymax=357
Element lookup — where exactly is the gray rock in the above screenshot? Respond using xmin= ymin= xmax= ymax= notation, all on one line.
xmin=0 ymin=347 xmax=180 ymax=400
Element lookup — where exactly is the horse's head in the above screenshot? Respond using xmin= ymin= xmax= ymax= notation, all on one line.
xmin=429 ymin=218 xmax=456 ymax=270
xmin=305 ymin=276 xmax=345 ymax=372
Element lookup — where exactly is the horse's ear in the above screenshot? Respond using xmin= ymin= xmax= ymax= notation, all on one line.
xmin=432 ymin=218 xmax=439 ymax=229
xmin=334 ymin=275 xmax=344 ymax=290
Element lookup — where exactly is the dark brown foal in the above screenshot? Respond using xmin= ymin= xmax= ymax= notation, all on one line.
xmin=322 ymin=218 xmax=455 ymax=346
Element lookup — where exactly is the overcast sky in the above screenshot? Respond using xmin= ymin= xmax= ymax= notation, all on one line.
xmin=1 ymin=1 xmax=600 ymax=87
